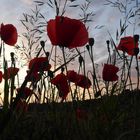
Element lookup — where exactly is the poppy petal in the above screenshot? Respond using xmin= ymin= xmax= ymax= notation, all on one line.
xmin=117 ymin=36 xmax=138 ymax=55
xmin=3 ymin=67 xmax=19 ymax=80
xmin=47 ymin=16 xmax=88 ymax=48
xmin=67 ymin=70 xmax=79 ymax=83
xmin=29 ymin=57 xmax=51 ymax=73
xmin=76 ymin=74 xmax=91 ymax=89
xmin=102 ymin=64 xmax=119 ymax=81
xmin=67 ymin=70 xmax=91 ymax=88
xmin=0 ymin=23 xmax=18 ymax=46
xmin=51 ymin=73 xmax=69 ymax=100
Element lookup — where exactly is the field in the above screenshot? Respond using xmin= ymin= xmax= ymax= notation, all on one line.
xmin=0 ymin=90 xmax=140 ymax=140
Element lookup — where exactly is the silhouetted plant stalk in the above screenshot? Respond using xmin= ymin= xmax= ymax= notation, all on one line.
xmin=121 ymin=52 xmax=133 ymax=91
xmin=3 ymin=59 xmax=9 ymax=111
xmin=86 ymin=38 xmax=100 ymax=94
xmin=1 ymin=41 xmax=9 ymax=111
xmin=78 ymin=52 xmax=86 ymax=100
xmin=106 ymin=40 xmax=111 ymax=64
xmin=9 ymin=52 xmax=16 ymax=106
xmin=75 ymin=49 xmax=85 ymax=100
xmin=133 ymin=34 xmax=139 ymax=133
xmin=72 ymin=55 xmax=81 ymax=101
xmin=61 ymin=47 xmax=74 ymax=101
xmin=105 ymin=40 xmax=111 ymax=95
xmin=134 ymin=35 xmax=140 ymax=89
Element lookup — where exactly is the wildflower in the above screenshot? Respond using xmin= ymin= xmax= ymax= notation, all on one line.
xmin=102 ymin=64 xmax=119 ymax=81
xmin=51 ymin=72 xmax=69 ymax=101
xmin=17 ymin=87 xmax=34 ymax=99
xmin=3 ymin=67 xmax=19 ymax=80
xmin=28 ymin=57 xmax=51 ymax=73
xmin=47 ymin=16 xmax=88 ymax=48
xmin=67 ymin=70 xmax=78 ymax=83
xmin=117 ymin=36 xmax=138 ymax=55
xmin=0 ymin=23 xmax=18 ymax=46
xmin=67 ymin=70 xmax=91 ymax=89
xmin=76 ymin=74 xmax=91 ymax=89
xmin=25 ymin=70 xmax=41 ymax=82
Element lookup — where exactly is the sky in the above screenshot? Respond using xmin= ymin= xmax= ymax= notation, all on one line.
xmin=0 ymin=0 xmax=140 ymax=84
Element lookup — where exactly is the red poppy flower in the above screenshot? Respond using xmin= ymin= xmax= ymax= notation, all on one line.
xmin=67 ymin=70 xmax=91 ymax=89
xmin=0 ymin=71 xmax=2 ymax=83
xmin=117 ymin=36 xmax=138 ymax=55
xmin=29 ymin=57 xmax=51 ymax=73
xmin=25 ymin=70 xmax=41 ymax=82
xmin=17 ymin=87 xmax=34 ymax=99
xmin=3 ymin=67 xmax=19 ymax=80
xmin=67 ymin=70 xmax=78 ymax=83
xmin=47 ymin=16 xmax=88 ymax=48
xmin=102 ymin=64 xmax=119 ymax=81
xmin=0 ymin=23 xmax=18 ymax=46
xmin=51 ymin=73 xmax=69 ymax=100
xmin=75 ymin=74 xmax=91 ymax=89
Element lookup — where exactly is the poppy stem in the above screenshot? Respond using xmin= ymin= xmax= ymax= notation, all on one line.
xmin=2 ymin=42 xmax=9 ymax=111
xmin=10 ymin=53 xmax=16 ymax=106
xmin=76 ymin=48 xmax=87 ymax=100
xmin=90 ymin=48 xmax=100 ymax=93
xmin=61 ymin=47 xmax=74 ymax=101
xmin=54 ymin=46 xmax=57 ymax=74
xmin=123 ymin=55 xmax=133 ymax=91
xmin=61 ymin=0 xmax=68 ymax=16
xmin=74 ymin=65 xmax=81 ymax=100
xmin=0 ymin=40 xmax=2 ymax=57
xmin=106 ymin=40 xmax=111 ymax=64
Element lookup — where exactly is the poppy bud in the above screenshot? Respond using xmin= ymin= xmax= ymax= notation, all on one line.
xmin=133 ymin=48 xmax=139 ymax=55
xmin=106 ymin=40 xmax=110 ymax=45
xmin=40 ymin=41 xmax=45 ymax=47
xmin=45 ymin=52 xmax=50 ymax=58
xmin=79 ymin=55 xmax=84 ymax=66
xmin=88 ymin=38 xmax=94 ymax=46
xmin=86 ymin=45 xmax=90 ymax=51
xmin=10 ymin=52 xmax=15 ymax=63
xmin=61 ymin=67 xmax=65 ymax=73
xmin=134 ymin=34 xmax=139 ymax=43
xmin=106 ymin=40 xmax=110 ymax=52
xmin=10 ymin=52 xmax=14 ymax=58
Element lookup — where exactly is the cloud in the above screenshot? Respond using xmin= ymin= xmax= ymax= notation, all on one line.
xmin=19 ymin=0 xmax=33 ymax=5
